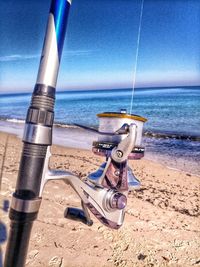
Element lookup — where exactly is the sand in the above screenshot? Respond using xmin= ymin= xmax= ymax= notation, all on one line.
xmin=0 ymin=131 xmax=200 ymax=267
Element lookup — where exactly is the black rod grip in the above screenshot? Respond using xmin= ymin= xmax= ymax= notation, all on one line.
xmin=16 ymin=143 xmax=47 ymax=198
xmin=4 ymin=209 xmax=38 ymax=267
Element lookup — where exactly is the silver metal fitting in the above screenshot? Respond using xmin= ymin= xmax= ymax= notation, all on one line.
xmin=23 ymin=123 xmax=52 ymax=145
xmin=11 ymin=196 xmax=42 ymax=213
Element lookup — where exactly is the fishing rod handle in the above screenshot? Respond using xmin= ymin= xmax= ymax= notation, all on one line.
xmin=4 ymin=220 xmax=34 ymax=267
xmin=4 ymin=1 xmax=72 ymax=266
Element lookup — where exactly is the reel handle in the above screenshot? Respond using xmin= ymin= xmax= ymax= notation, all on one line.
xmin=64 ymin=207 xmax=93 ymax=226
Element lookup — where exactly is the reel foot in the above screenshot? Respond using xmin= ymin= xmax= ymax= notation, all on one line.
xmin=127 ymin=167 xmax=141 ymax=190
xmin=88 ymin=162 xmax=107 ymax=185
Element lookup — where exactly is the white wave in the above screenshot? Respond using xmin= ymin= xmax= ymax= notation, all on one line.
xmin=6 ymin=118 xmax=25 ymax=124
xmin=54 ymin=123 xmax=78 ymax=129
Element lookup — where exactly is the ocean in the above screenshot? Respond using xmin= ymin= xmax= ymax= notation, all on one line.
xmin=0 ymin=87 xmax=200 ymax=175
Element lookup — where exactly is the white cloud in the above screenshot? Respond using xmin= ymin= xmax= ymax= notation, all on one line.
xmin=0 ymin=49 xmax=94 ymax=62
xmin=0 ymin=54 xmax=39 ymax=62
xmin=63 ymin=49 xmax=95 ymax=57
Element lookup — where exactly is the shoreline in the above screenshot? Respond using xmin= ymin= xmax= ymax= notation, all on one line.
xmin=0 ymin=131 xmax=200 ymax=266
xmin=1 ymin=116 xmax=200 ymax=141
xmin=0 ymin=119 xmax=200 ymax=176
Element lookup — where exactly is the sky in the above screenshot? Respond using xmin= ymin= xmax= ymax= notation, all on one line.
xmin=0 ymin=0 xmax=200 ymax=93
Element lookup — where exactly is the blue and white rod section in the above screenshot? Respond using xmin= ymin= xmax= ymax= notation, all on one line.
xmin=4 ymin=1 xmax=72 ymax=267
xmin=37 ymin=0 xmax=71 ymax=88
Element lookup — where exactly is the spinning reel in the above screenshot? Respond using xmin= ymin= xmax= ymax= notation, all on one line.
xmin=39 ymin=109 xmax=147 ymax=229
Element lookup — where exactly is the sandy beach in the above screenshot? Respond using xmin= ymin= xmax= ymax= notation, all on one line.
xmin=0 ymin=131 xmax=200 ymax=267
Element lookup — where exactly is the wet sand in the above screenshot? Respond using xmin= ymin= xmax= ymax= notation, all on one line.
xmin=0 ymin=131 xmax=200 ymax=267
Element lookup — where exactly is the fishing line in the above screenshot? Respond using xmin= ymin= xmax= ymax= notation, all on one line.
xmin=129 ymin=0 xmax=144 ymax=114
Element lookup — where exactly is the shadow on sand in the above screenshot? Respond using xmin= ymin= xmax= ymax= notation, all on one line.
xmin=0 ymin=200 xmax=9 ymax=267
xmin=0 ymin=221 xmax=7 ymax=267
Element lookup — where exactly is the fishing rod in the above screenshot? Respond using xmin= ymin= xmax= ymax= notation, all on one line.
xmin=4 ymin=0 xmax=72 ymax=266
xmin=4 ymin=0 xmax=147 ymax=266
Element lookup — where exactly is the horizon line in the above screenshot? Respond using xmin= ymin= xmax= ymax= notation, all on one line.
xmin=0 ymin=84 xmax=200 ymax=96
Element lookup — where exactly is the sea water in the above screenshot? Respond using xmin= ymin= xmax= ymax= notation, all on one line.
xmin=0 ymin=87 xmax=200 ymax=175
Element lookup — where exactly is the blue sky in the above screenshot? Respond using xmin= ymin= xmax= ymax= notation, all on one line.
xmin=0 ymin=0 xmax=200 ymax=93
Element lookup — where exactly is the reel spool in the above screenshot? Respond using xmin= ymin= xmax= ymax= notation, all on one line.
xmin=92 ymin=109 xmax=147 ymax=159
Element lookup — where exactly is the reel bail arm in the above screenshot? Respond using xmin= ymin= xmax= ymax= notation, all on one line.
xmin=111 ymin=123 xmax=137 ymax=163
